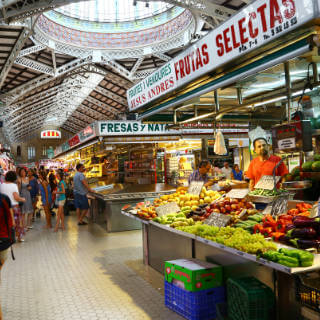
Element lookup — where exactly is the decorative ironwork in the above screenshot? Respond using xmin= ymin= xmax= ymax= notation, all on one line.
xmin=0 ymin=27 xmax=31 ymax=89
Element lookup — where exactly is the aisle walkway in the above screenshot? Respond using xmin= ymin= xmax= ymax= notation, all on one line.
xmin=0 ymin=215 xmax=182 ymax=320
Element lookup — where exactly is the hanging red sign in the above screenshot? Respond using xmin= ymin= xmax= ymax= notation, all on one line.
xmin=41 ymin=130 xmax=61 ymax=139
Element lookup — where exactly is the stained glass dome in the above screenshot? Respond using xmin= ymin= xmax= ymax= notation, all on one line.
xmin=55 ymin=0 xmax=173 ymax=22
xmin=34 ymin=0 xmax=194 ymax=51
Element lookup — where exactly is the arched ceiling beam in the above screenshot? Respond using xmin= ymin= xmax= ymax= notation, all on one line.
xmin=17 ymin=44 xmax=45 ymax=57
xmin=15 ymin=56 xmax=54 ymax=75
xmin=0 ymin=27 xmax=31 ymax=89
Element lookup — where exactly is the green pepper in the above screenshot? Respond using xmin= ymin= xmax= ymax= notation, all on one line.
xmin=262 ymin=251 xmax=282 ymax=262
xmin=279 ymin=248 xmax=314 ymax=265
xmin=277 ymin=255 xmax=300 ymax=267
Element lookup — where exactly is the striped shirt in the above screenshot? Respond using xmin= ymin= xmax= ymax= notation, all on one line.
xmin=188 ymin=169 xmax=209 ymax=185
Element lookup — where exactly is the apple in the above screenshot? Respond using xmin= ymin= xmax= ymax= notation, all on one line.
xmin=223 ymin=200 xmax=230 ymax=206
xmin=220 ymin=207 xmax=226 ymax=214
xmin=235 ymin=210 xmax=241 ymax=215
xmin=225 ymin=205 xmax=231 ymax=212
xmin=231 ymin=204 xmax=239 ymax=210
xmin=231 ymin=199 xmax=239 ymax=204
xmin=213 ymin=209 xmax=220 ymax=213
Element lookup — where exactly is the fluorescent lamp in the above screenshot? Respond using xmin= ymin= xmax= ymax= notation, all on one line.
xmin=253 ymin=96 xmax=287 ymax=107
xmin=180 ymin=112 xmax=215 ymax=123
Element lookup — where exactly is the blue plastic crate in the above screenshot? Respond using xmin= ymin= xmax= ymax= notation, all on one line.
xmin=164 ymin=280 xmax=226 ymax=320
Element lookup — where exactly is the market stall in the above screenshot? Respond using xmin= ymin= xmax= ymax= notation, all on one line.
xmin=119 ymin=0 xmax=320 ymax=317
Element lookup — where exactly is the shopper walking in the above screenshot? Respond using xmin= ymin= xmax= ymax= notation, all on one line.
xmin=0 ymin=171 xmax=25 ymax=242
xmin=28 ymin=169 xmax=39 ymax=222
xmin=18 ymin=168 xmax=34 ymax=231
xmin=74 ymin=163 xmax=93 ymax=225
xmin=39 ymin=171 xmax=52 ymax=229
xmin=48 ymin=172 xmax=57 ymax=215
xmin=54 ymin=171 xmax=66 ymax=232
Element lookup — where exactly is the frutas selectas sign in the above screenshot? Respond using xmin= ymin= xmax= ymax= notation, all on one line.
xmin=127 ymin=0 xmax=314 ymax=111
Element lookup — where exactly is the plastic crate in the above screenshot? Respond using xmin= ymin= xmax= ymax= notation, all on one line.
xmin=164 ymin=280 xmax=225 ymax=320
xmin=227 ymin=277 xmax=275 ymax=320
xmin=296 ymin=273 xmax=320 ymax=313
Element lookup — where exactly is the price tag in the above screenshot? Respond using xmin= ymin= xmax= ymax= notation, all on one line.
xmin=255 ymin=175 xmax=281 ymax=190
xmin=204 ymin=212 xmax=232 ymax=228
xmin=271 ymin=195 xmax=289 ymax=216
xmin=226 ymin=189 xmax=249 ymax=199
xmin=188 ymin=181 xmax=204 ymax=196
xmin=155 ymin=202 xmax=180 ymax=217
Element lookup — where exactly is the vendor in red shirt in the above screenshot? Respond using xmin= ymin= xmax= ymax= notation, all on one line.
xmin=247 ymin=138 xmax=288 ymax=191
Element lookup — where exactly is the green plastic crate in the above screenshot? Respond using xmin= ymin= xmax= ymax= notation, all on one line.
xmin=165 ymin=258 xmax=223 ymax=292
xmin=227 ymin=277 xmax=275 ymax=320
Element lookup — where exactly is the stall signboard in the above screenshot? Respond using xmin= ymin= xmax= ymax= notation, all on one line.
xmin=155 ymin=202 xmax=180 ymax=217
xmin=127 ymin=0 xmax=316 ymax=111
xmin=98 ymin=121 xmax=222 ymax=136
xmin=61 ymin=142 xmax=69 ymax=153
xmin=41 ymin=130 xmax=61 ymax=139
xmin=79 ymin=124 xmax=96 ymax=143
xmin=188 ymin=181 xmax=204 ymax=196
xmin=98 ymin=121 xmax=175 ymax=136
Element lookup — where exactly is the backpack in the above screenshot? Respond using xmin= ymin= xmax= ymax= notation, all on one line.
xmin=0 ymin=194 xmax=15 ymax=259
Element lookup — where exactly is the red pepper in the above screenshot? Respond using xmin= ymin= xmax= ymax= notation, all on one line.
xmin=271 ymin=232 xmax=285 ymax=241
xmin=298 ymin=211 xmax=311 ymax=217
xmin=288 ymin=208 xmax=299 ymax=216
xmin=302 ymin=203 xmax=312 ymax=210
xmin=279 ymin=214 xmax=293 ymax=222
xmin=253 ymin=224 xmax=264 ymax=234
xmin=276 ymin=221 xmax=286 ymax=233
xmin=262 ymin=215 xmax=277 ymax=230
xmin=263 ymin=227 xmax=273 ymax=237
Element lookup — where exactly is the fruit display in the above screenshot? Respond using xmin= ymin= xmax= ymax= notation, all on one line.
xmin=262 ymin=248 xmax=314 ymax=268
xmin=206 ymin=197 xmax=255 ymax=216
xmin=136 ymin=206 xmax=157 ymax=220
xmin=153 ymin=212 xmax=198 ymax=228
xmin=153 ymin=187 xmax=221 ymax=210
xmin=175 ymin=225 xmax=277 ymax=254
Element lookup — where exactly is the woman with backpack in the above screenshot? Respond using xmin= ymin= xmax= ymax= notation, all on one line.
xmin=0 ymin=171 xmax=25 ymax=242
xmin=39 ymin=171 xmax=52 ymax=229
xmin=53 ymin=171 xmax=66 ymax=232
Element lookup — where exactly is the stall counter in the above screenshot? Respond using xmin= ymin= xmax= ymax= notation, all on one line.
xmin=89 ymin=183 xmax=175 ymax=232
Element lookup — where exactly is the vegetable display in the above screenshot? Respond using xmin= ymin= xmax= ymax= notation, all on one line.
xmin=262 ymin=248 xmax=314 ymax=268
xmin=248 ymin=189 xmax=285 ymax=197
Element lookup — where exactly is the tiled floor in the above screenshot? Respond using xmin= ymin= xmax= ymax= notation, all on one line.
xmin=0 ymin=214 xmax=183 ymax=320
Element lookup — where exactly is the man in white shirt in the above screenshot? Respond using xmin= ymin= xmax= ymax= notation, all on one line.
xmin=221 ymin=162 xmax=232 ymax=179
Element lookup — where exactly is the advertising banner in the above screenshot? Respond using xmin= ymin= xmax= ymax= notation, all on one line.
xmin=127 ymin=0 xmax=315 ymax=111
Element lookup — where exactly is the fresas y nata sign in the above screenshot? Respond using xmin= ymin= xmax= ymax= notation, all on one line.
xmin=41 ymin=130 xmax=61 ymax=139
xmin=127 ymin=0 xmax=313 ymax=111
xmin=98 ymin=121 xmax=174 ymax=136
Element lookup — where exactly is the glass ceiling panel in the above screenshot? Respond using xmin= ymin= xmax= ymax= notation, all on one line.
xmin=56 ymin=0 xmax=173 ymax=22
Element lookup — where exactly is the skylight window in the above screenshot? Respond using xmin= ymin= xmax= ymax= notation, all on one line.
xmin=55 ymin=0 xmax=173 ymax=22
